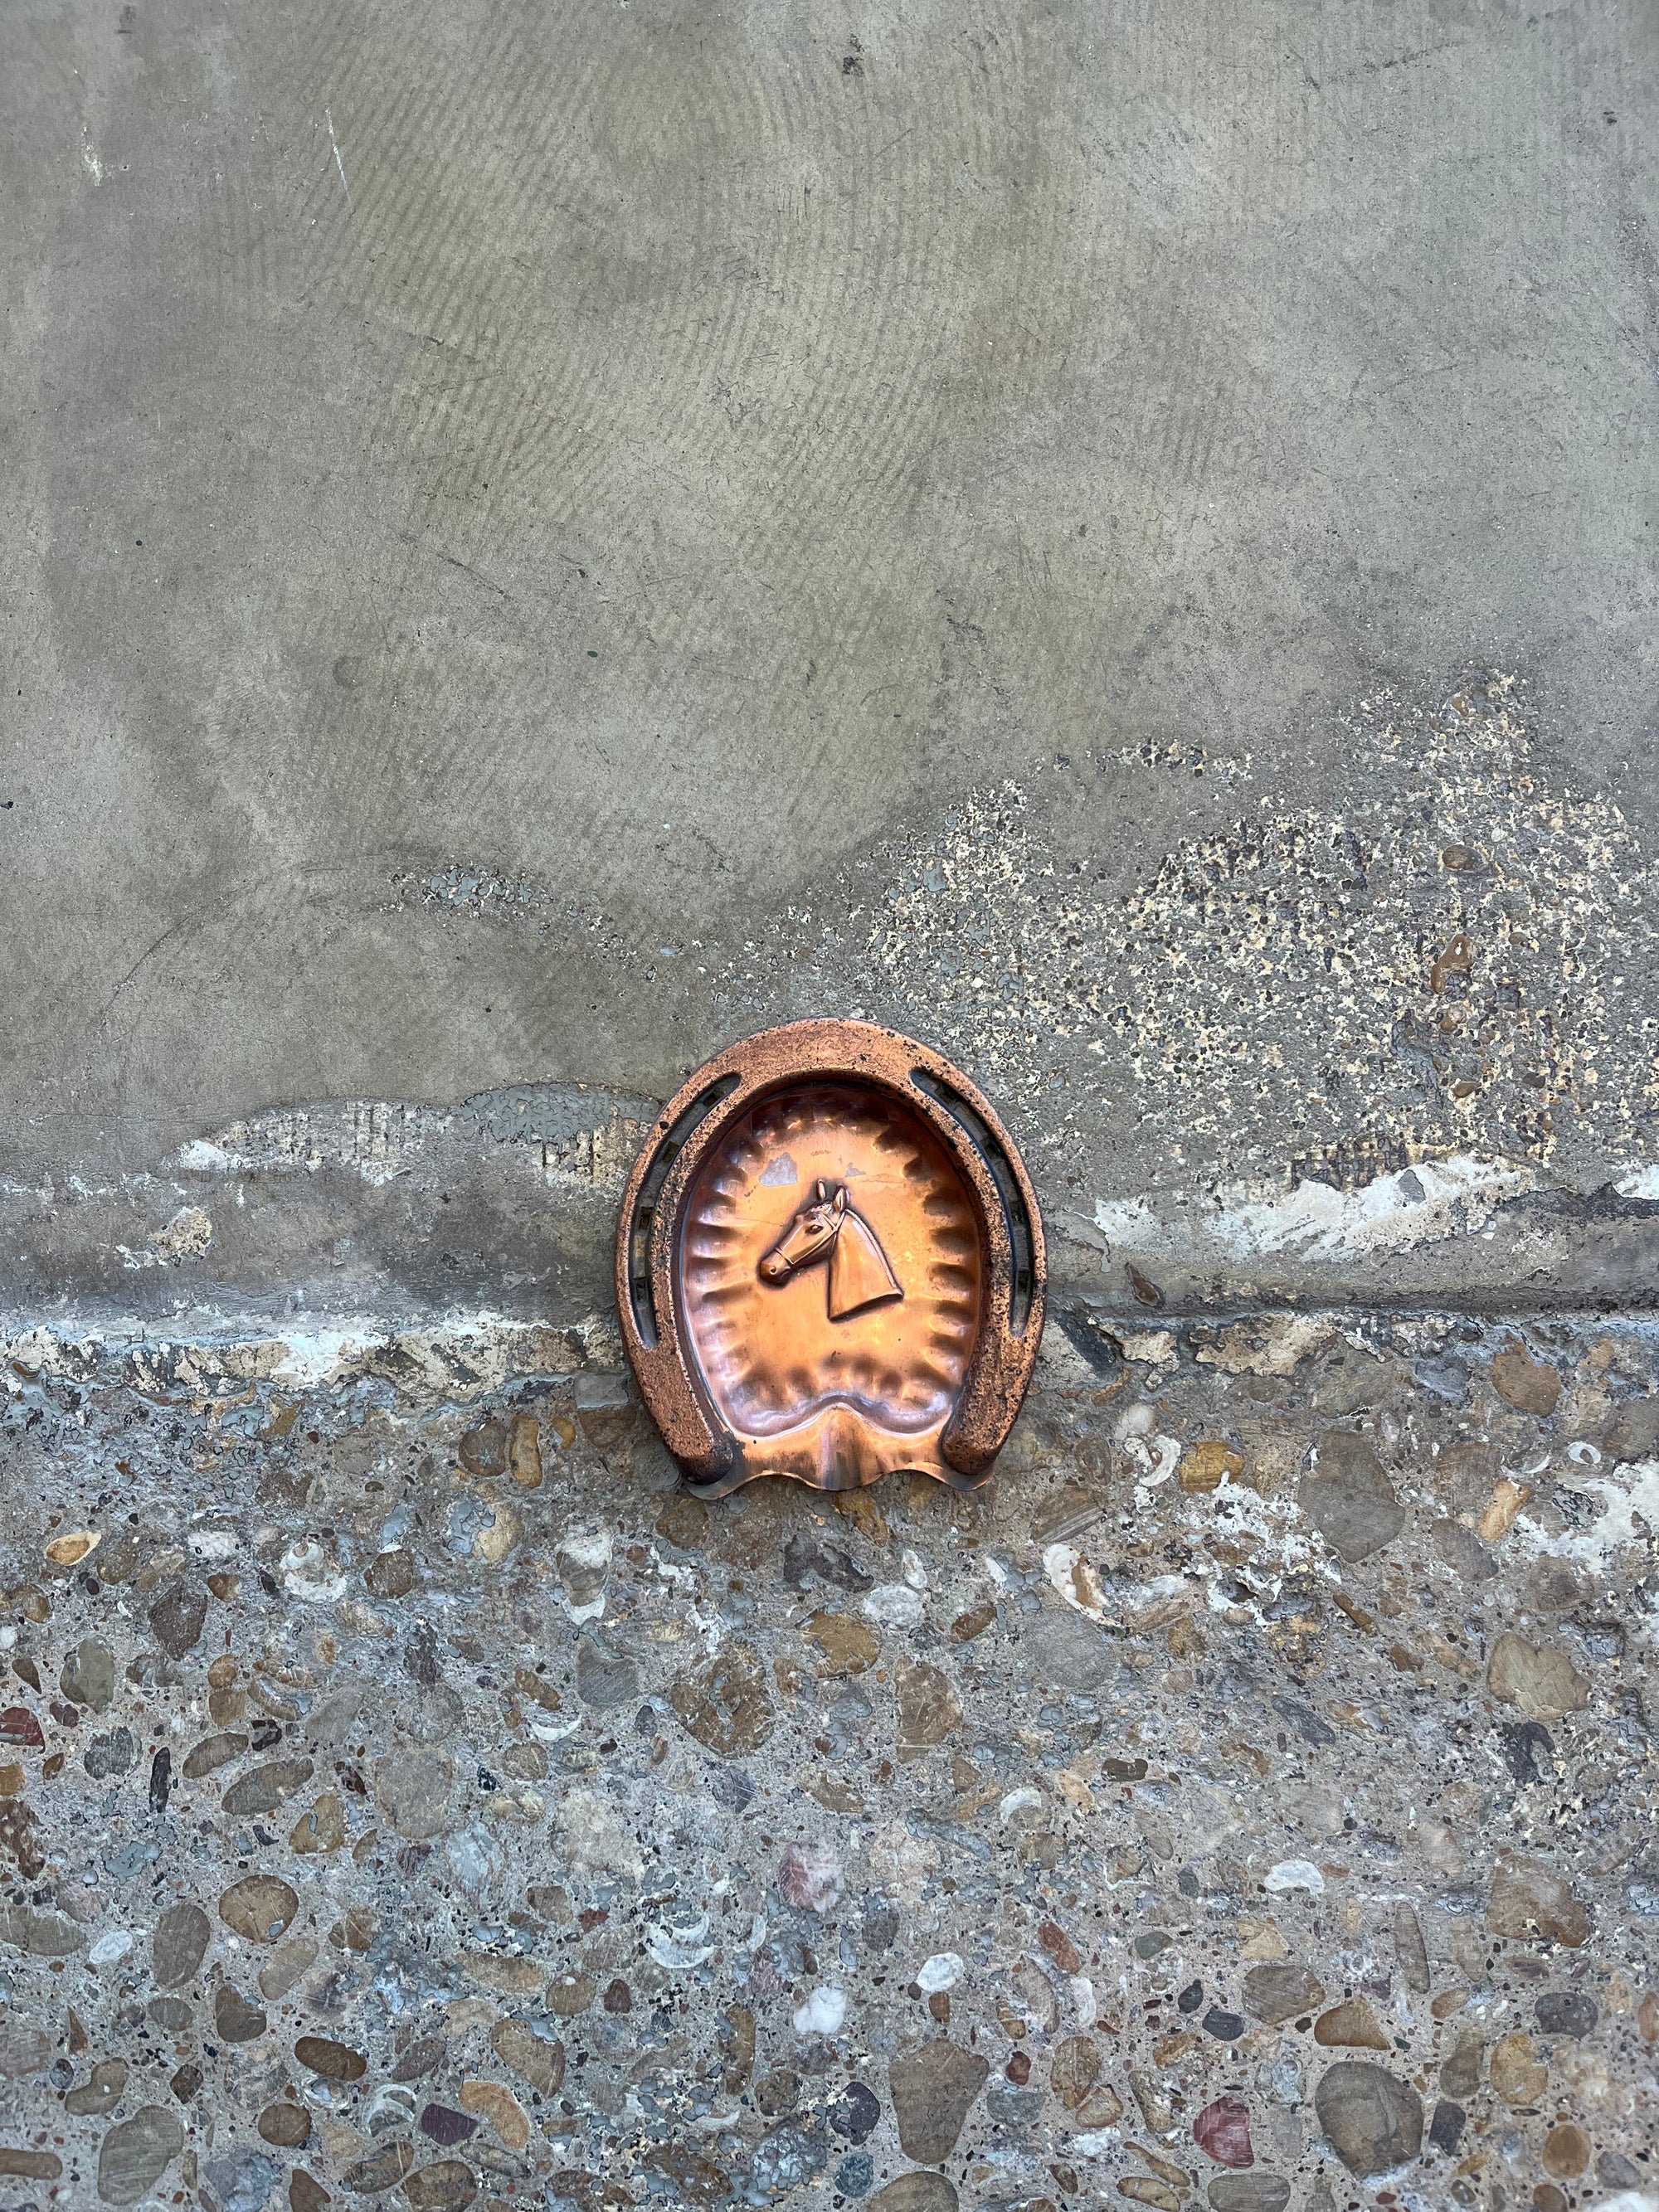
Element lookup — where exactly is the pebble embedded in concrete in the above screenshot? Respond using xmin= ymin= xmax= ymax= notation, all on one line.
xmin=0 ymin=1313 xmax=1653 ymax=2210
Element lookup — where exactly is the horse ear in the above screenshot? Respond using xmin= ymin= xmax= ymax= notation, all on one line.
xmin=833 ymin=1186 xmax=847 ymax=1213
xmin=816 ymin=1179 xmax=828 ymax=1201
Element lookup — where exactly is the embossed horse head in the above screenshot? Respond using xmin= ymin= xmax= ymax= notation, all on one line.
xmin=757 ymin=1179 xmax=904 ymax=1321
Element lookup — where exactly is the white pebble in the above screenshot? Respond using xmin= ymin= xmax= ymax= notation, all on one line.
xmin=862 ymin=1583 xmax=924 ymax=1629
xmin=917 ymin=1952 xmax=963 ymax=1992
xmin=1264 ymin=1858 xmax=1326 ymax=1895
xmin=900 ymin=1549 xmax=928 ymax=1591
xmin=792 ymin=1986 xmax=846 ymax=2036
xmin=88 ymin=1930 xmax=134 ymax=1967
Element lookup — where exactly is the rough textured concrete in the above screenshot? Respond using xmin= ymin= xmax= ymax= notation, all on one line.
xmin=4 ymin=0 xmax=1659 ymax=1311
xmin=1 ymin=1315 xmax=1657 ymax=2212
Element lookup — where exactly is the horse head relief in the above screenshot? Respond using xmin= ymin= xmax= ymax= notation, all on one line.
xmin=757 ymin=1179 xmax=904 ymax=1320
xmin=616 ymin=1020 xmax=1045 ymax=1498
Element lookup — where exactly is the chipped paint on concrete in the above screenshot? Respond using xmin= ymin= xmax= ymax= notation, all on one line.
xmin=171 ymin=1089 xmax=654 ymax=1194
xmin=1093 ymin=1151 xmax=1541 ymax=1265
xmin=2 ymin=1309 xmax=622 ymax=1405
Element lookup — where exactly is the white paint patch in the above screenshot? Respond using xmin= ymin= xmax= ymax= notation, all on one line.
xmin=1515 ymin=1460 xmax=1659 ymax=1583
xmin=1119 ymin=1330 xmax=1175 ymax=1365
xmin=1613 ymin=1164 xmax=1659 ymax=1201
xmin=279 ymin=1539 xmax=348 ymax=1602
xmin=757 ymin=1153 xmax=798 ymax=1187
xmin=1095 ymin=1152 xmax=1540 ymax=1264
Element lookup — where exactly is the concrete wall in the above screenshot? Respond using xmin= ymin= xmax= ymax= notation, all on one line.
xmin=4 ymin=0 xmax=1657 ymax=1336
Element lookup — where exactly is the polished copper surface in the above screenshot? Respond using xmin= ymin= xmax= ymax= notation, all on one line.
xmin=615 ymin=1021 xmax=1044 ymax=1496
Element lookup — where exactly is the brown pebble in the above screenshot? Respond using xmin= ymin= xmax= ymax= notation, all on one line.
xmin=888 ymin=2040 xmax=989 ymax=2162
xmin=218 ymin=1874 xmax=299 ymax=1944
xmin=213 ymin=1985 xmax=268 ymax=2043
xmin=801 ymin=1611 xmax=880 ymax=1676
xmin=1179 ymin=1440 xmax=1243 ymax=1493
xmin=289 ymin=1791 xmax=346 ymax=1854
xmin=460 ymin=2078 xmax=529 ymax=2147
xmin=1050 ymin=2035 xmax=1101 ymax=2109
xmin=404 ymin=2161 xmax=478 ymax=2211
xmin=391 ymin=2033 xmax=450 ymax=2084
xmin=258 ymin=1934 xmax=319 ymax=2001
xmin=152 ymin=1900 xmax=211 ymax=1989
xmin=489 ymin=2018 xmax=563 ymax=2096
xmin=655 ymin=1495 xmax=709 ymax=1552
xmin=1486 ymin=1856 xmax=1591 ymax=1948
xmin=0 ymin=2151 xmax=62 ymax=2180
xmin=1242 ymin=1963 xmax=1326 ymax=2025
xmin=64 ymin=2059 xmax=129 ymax=2116
xmin=257 ymin=2101 xmax=312 ymax=2148
xmin=222 ymin=1757 xmax=314 ymax=1816
xmin=1541 ymin=2122 xmax=1589 ymax=2180
xmin=1313 ymin=1998 xmax=1389 ymax=2050
xmin=1487 ymin=1635 xmax=1589 ymax=1721
xmin=949 ymin=1598 xmax=996 ymax=1642
xmin=1491 ymin=1341 xmax=1562 ymax=1416
xmin=1039 ymin=1920 xmax=1082 ymax=1975
xmin=294 ymin=2035 xmax=367 ymax=2082
xmin=547 ymin=1970 xmax=597 ymax=2016
xmin=1117 ymin=2180 xmax=1180 ymax=2211
xmin=182 ymin=1732 xmax=249 ymax=1779
xmin=1491 ymin=2032 xmax=1548 ymax=2107
xmin=365 ymin=1548 xmax=416 ymax=1599
xmin=895 ymin=1658 xmax=963 ymax=1760
xmin=44 ymin=1531 xmax=100 ymax=1569
xmin=669 ymin=1642 xmax=774 ymax=1756
xmin=342 ymin=2139 xmax=414 ymax=2192
xmin=289 ymin=2171 xmax=331 ymax=2212
xmin=507 ymin=1412 xmax=542 ymax=1489
xmin=148 ymin=1581 xmax=208 ymax=1659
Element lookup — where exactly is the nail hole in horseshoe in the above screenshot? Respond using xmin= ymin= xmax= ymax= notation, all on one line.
xmin=627 ymin=1076 xmax=741 ymax=1346
xmin=908 ymin=1067 xmax=1034 ymax=1335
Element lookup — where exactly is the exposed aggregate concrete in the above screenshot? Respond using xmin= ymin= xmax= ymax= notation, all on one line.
xmin=0 ymin=1310 xmax=1654 ymax=2211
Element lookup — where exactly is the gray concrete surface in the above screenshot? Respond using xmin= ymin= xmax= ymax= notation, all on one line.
xmin=4 ymin=0 xmax=1659 ymax=1330
xmin=5 ymin=17 xmax=1659 ymax=2212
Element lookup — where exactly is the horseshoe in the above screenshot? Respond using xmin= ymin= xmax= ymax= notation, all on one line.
xmin=615 ymin=1019 xmax=1046 ymax=1496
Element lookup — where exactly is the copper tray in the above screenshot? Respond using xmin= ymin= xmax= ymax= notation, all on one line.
xmin=615 ymin=1020 xmax=1045 ymax=1495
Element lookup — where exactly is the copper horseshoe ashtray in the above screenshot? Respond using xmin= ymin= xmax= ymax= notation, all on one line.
xmin=615 ymin=1020 xmax=1045 ymax=1496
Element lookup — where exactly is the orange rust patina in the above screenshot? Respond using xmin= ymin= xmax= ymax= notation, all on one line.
xmin=615 ymin=1020 xmax=1045 ymax=1496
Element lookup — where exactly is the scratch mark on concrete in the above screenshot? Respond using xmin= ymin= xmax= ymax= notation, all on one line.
xmin=326 ymin=108 xmax=352 ymax=209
